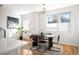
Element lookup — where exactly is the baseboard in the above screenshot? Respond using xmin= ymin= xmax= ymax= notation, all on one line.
xmin=59 ymin=42 xmax=79 ymax=47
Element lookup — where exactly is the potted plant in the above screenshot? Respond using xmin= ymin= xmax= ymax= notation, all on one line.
xmin=18 ymin=27 xmax=24 ymax=40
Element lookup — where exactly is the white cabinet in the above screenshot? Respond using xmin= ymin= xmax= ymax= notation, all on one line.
xmin=0 ymin=39 xmax=27 ymax=55
xmin=3 ymin=47 xmax=21 ymax=55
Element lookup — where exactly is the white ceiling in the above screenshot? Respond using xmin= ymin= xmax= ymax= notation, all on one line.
xmin=2 ymin=4 xmax=75 ymax=15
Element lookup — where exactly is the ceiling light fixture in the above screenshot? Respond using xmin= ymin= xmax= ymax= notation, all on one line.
xmin=41 ymin=4 xmax=46 ymax=14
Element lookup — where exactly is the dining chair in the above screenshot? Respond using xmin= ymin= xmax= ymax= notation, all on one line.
xmin=53 ymin=35 xmax=61 ymax=52
xmin=30 ymin=35 xmax=39 ymax=50
xmin=38 ymin=34 xmax=48 ymax=52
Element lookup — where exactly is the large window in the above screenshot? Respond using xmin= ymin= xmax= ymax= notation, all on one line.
xmin=47 ymin=12 xmax=71 ymax=31
xmin=23 ymin=18 xmax=30 ymax=31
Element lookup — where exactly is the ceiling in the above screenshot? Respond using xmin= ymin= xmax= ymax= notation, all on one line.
xmin=1 ymin=4 xmax=75 ymax=15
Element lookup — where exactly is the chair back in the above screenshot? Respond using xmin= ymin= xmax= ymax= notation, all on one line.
xmin=57 ymin=35 xmax=60 ymax=44
xmin=38 ymin=35 xmax=44 ymax=41
xmin=30 ymin=35 xmax=38 ymax=42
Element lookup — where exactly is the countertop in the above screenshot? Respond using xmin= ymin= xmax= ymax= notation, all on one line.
xmin=0 ymin=38 xmax=27 ymax=54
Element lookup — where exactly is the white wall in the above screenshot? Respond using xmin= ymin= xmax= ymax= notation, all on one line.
xmin=0 ymin=5 xmax=39 ymax=39
xmin=38 ymin=5 xmax=79 ymax=46
xmin=21 ymin=12 xmax=38 ymax=34
xmin=38 ymin=12 xmax=47 ymax=33
xmin=0 ymin=9 xmax=2 ymax=27
xmin=0 ymin=6 xmax=21 ymax=39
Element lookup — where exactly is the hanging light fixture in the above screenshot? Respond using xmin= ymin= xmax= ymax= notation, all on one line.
xmin=41 ymin=4 xmax=46 ymax=14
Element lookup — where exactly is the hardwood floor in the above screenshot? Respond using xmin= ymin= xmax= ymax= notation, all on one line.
xmin=63 ymin=44 xmax=78 ymax=55
xmin=21 ymin=39 xmax=42 ymax=55
xmin=21 ymin=39 xmax=79 ymax=55
xmin=21 ymin=49 xmax=42 ymax=55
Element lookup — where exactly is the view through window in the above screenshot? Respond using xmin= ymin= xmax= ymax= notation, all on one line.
xmin=47 ymin=12 xmax=71 ymax=31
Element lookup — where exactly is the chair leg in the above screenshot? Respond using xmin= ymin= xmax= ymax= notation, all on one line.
xmin=37 ymin=43 xmax=48 ymax=53
xmin=51 ymin=47 xmax=61 ymax=52
xmin=30 ymin=46 xmax=40 ymax=50
xmin=30 ymin=46 xmax=33 ymax=50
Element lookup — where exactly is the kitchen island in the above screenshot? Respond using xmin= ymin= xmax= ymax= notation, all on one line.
xmin=0 ymin=38 xmax=27 ymax=55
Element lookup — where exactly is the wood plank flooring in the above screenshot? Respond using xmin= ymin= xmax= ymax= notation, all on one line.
xmin=63 ymin=44 xmax=78 ymax=55
xmin=21 ymin=49 xmax=42 ymax=55
xmin=21 ymin=39 xmax=79 ymax=55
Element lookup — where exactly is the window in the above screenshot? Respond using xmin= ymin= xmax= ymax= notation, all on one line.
xmin=23 ymin=18 xmax=30 ymax=31
xmin=47 ymin=12 xmax=71 ymax=32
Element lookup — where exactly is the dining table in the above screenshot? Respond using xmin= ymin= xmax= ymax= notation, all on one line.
xmin=30 ymin=34 xmax=56 ymax=51
xmin=46 ymin=35 xmax=55 ymax=50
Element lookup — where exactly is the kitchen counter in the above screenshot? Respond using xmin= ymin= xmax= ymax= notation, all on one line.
xmin=0 ymin=38 xmax=27 ymax=55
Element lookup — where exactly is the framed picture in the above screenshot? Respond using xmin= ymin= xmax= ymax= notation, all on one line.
xmin=60 ymin=12 xmax=71 ymax=23
xmin=7 ymin=16 xmax=19 ymax=29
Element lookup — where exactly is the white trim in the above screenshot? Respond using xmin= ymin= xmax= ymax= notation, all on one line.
xmin=59 ymin=42 xmax=79 ymax=47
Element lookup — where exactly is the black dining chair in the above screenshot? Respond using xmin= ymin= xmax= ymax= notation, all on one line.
xmin=53 ymin=35 xmax=61 ymax=52
xmin=38 ymin=34 xmax=48 ymax=52
xmin=30 ymin=35 xmax=39 ymax=50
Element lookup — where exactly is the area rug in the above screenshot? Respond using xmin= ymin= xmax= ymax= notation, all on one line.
xmin=42 ymin=46 xmax=63 ymax=55
xmin=22 ymin=43 xmax=63 ymax=55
